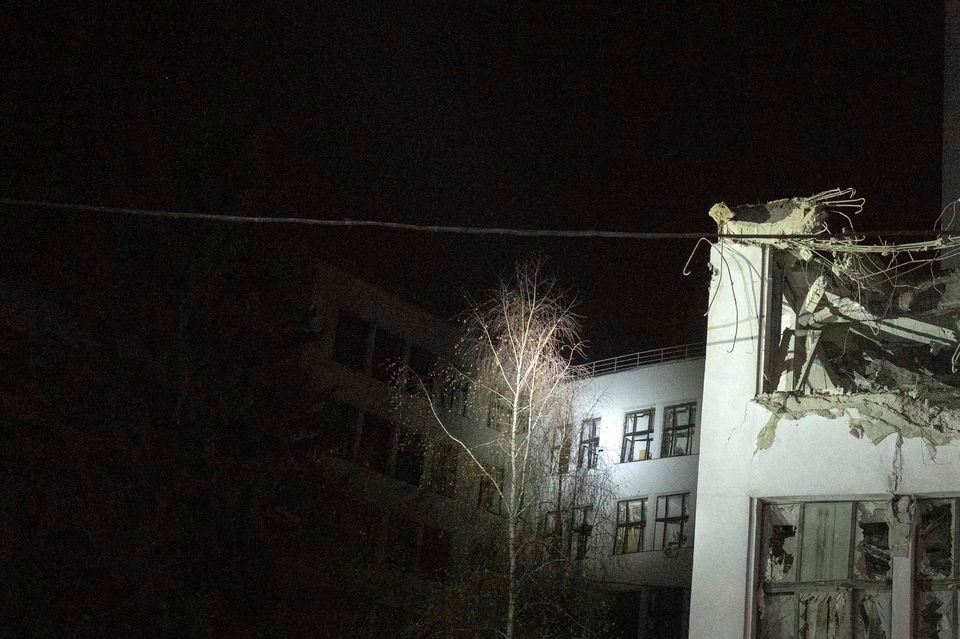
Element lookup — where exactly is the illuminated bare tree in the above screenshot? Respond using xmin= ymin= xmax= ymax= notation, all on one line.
xmin=405 ymin=261 xmax=615 ymax=639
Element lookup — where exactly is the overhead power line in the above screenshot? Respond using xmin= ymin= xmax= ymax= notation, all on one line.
xmin=1 ymin=197 xmax=958 ymax=242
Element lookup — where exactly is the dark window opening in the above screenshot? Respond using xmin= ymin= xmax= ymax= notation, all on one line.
xmin=478 ymin=467 xmax=504 ymax=515
xmin=316 ymin=399 xmax=359 ymax=458
xmin=333 ymin=312 xmax=370 ymax=371
xmin=359 ymin=414 xmax=393 ymax=474
xmin=578 ymin=417 xmax=600 ymax=469
xmin=420 ymin=526 xmax=451 ymax=582
xmin=428 ymin=442 xmax=458 ymax=498
xmin=551 ymin=426 xmax=572 ymax=475
xmin=395 ymin=428 xmax=424 ymax=486
xmin=371 ymin=326 xmax=404 ymax=383
xmin=407 ymin=344 xmax=437 ymax=394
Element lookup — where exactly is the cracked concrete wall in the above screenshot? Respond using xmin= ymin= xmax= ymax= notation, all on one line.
xmin=689 ymin=242 xmax=960 ymax=639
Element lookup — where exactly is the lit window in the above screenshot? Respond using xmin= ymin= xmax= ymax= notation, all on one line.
xmin=578 ymin=418 xmax=600 ymax=469
xmin=621 ymin=409 xmax=654 ymax=463
xmin=661 ymin=402 xmax=696 ymax=457
xmin=654 ymin=493 xmax=689 ymax=550
xmin=614 ymin=499 xmax=647 ymax=555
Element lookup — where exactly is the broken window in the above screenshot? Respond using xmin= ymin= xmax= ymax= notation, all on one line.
xmin=427 ymin=442 xmax=458 ymax=498
xmin=333 ymin=311 xmax=370 ymax=371
xmin=654 ymin=493 xmax=689 ymax=550
xmin=914 ymin=499 xmax=959 ymax=637
xmin=614 ymin=498 xmax=647 ymax=555
xmin=854 ymin=501 xmax=892 ymax=580
xmin=371 ymin=326 xmax=404 ymax=383
xmin=478 ymin=466 xmax=504 ymax=515
xmin=661 ymin=402 xmax=696 ymax=457
xmin=757 ymin=500 xmax=891 ymax=639
xmin=621 ymin=409 xmax=654 ymax=463
xmin=358 ymin=413 xmax=393 ymax=474
xmin=578 ymin=417 xmax=600 ymax=469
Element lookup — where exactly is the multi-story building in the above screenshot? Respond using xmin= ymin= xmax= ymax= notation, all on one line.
xmin=570 ymin=345 xmax=705 ymax=639
xmin=305 ymin=260 xmax=507 ymax=637
xmin=689 ymin=210 xmax=960 ymax=637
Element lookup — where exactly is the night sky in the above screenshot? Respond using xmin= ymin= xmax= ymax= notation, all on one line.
xmin=1 ymin=3 xmax=945 ymax=359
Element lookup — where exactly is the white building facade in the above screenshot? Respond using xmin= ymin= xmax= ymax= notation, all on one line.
xmin=571 ymin=347 xmax=705 ymax=638
xmin=689 ymin=242 xmax=960 ymax=639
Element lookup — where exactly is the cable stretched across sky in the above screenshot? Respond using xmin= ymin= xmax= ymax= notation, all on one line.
xmin=2 ymin=197 xmax=959 ymax=247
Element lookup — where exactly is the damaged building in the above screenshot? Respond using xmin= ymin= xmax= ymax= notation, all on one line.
xmin=689 ymin=189 xmax=960 ymax=639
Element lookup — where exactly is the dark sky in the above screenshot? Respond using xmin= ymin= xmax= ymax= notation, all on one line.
xmin=1 ymin=3 xmax=945 ymax=359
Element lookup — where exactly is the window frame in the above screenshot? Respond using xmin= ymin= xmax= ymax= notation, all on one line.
xmin=661 ymin=402 xmax=697 ymax=458
xmin=653 ymin=493 xmax=689 ymax=550
xmin=621 ymin=409 xmax=655 ymax=463
xmin=614 ymin=498 xmax=647 ymax=555
xmin=578 ymin=417 xmax=600 ymax=470
xmin=755 ymin=499 xmax=896 ymax=639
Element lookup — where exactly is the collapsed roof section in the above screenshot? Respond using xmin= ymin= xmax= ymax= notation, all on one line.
xmin=709 ymin=189 xmax=960 ymax=454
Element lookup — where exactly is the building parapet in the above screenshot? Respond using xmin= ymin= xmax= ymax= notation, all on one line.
xmin=578 ymin=343 xmax=705 ymax=377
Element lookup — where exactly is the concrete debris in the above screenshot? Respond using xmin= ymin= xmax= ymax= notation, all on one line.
xmin=754 ymin=390 xmax=960 ymax=451
xmin=709 ymin=196 xmax=826 ymax=239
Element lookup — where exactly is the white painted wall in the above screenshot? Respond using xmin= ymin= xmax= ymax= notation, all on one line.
xmin=689 ymin=243 xmax=960 ymax=639
xmin=572 ymin=358 xmax=704 ymax=589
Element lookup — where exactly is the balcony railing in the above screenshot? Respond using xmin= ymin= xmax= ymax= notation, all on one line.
xmin=577 ymin=342 xmax=706 ymax=378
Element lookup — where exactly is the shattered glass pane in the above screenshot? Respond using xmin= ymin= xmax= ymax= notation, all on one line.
xmin=917 ymin=589 xmax=954 ymax=639
xmin=799 ymin=591 xmax=848 ymax=639
xmin=917 ymin=500 xmax=954 ymax=579
xmin=854 ymin=501 xmax=892 ymax=580
xmin=801 ymin=502 xmax=852 ymax=582
xmin=759 ymin=593 xmax=796 ymax=639
xmin=854 ymin=591 xmax=890 ymax=639
xmin=762 ymin=503 xmax=800 ymax=582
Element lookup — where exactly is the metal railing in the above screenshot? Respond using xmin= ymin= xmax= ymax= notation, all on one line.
xmin=577 ymin=342 xmax=706 ymax=377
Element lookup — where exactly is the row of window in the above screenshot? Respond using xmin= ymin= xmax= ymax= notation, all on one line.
xmin=324 ymin=500 xmax=453 ymax=583
xmin=757 ymin=497 xmax=960 ymax=638
xmin=568 ymin=402 xmax=698 ymax=471
xmin=614 ymin=493 xmax=691 ymax=555
xmin=314 ymin=398 xmax=508 ymax=514
xmin=539 ymin=492 xmax=692 ymax=560
xmin=333 ymin=311 xmax=437 ymax=391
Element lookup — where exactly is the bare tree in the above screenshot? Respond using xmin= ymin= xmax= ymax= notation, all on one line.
xmin=403 ymin=261 xmax=615 ymax=639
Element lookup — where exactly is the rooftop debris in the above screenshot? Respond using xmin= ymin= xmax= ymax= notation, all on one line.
xmin=709 ymin=190 xmax=960 ymax=456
